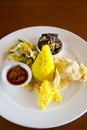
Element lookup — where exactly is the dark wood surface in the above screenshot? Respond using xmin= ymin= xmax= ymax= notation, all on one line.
xmin=0 ymin=0 xmax=87 ymax=129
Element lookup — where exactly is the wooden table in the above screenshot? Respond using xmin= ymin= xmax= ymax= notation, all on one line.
xmin=0 ymin=0 xmax=87 ymax=129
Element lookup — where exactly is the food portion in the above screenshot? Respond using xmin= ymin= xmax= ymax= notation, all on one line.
xmin=7 ymin=65 xmax=28 ymax=85
xmin=54 ymin=57 xmax=87 ymax=88
xmin=35 ymin=80 xmax=62 ymax=110
xmin=5 ymin=36 xmax=87 ymax=110
xmin=7 ymin=39 xmax=38 ymax=66
xmin=32 ymin=45 xmax=55 ymax=81
xmin=38 ymin=33 xmax=63 ymax=55
xmin=2 ymin=62 xmax=32 ymax=88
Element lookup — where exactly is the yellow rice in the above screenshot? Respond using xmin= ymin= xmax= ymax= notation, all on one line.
xmin=31 ymin=45 xmax=55 ymax=82
xmin=34 ymin=80 xmax=62 ymax=110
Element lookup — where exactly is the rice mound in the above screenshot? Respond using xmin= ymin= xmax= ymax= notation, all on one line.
xmin=31 ymin=45 xmax=55 ymax=81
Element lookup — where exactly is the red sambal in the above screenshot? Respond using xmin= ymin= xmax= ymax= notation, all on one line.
xmin=7 ymin=65 xmax=28 ymax=85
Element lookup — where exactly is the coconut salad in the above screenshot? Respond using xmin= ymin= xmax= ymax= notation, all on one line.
xmin=5 ymin=34 xmax=87 ymax=110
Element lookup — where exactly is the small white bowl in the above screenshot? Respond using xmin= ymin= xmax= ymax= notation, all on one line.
xmin=36 ymin=39 xmax=64 ymax=58
xmin=2 ymin=62 xmax=32 ymax=88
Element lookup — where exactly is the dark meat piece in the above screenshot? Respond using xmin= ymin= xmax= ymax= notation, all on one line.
xmin=42 ymin=33 xmax=59 ymax=43
xmin=38 ymin=33 xmax=63 ymax=55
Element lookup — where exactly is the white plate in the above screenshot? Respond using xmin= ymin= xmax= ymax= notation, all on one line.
xmin=0 ymin=26 xmax=87 ymax=128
